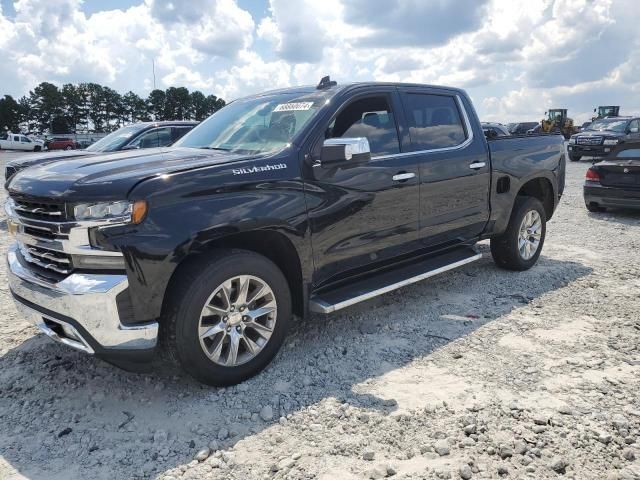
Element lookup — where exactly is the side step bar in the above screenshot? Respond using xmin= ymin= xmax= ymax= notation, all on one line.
xmin=309 ymin=247 xmax=482 ymax=314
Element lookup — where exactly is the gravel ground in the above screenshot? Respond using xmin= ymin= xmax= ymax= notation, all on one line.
xmin=0 ymin=151 xmax=638 ymax=480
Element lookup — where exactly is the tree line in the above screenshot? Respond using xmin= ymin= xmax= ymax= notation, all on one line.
xmin=0 ymin=82 xmax=226 ymax=134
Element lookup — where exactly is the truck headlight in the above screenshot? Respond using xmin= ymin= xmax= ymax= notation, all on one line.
xmin=74 ymin=200 xmax=147 ymax=224
xmin=603 ymin=139 xmax=619 ymax=145
xmin=569 ymin=137 xmax=577 ymax=144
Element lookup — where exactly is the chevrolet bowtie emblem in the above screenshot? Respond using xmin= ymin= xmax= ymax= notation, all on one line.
xmin=624 ymin=168 xmax=630 ymax=173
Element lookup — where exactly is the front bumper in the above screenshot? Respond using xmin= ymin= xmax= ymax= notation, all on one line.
xmin=568 ymin=144 xmax=614 ymax=157
xmin=584 ymin=183 xmax=640 ymax=209
xmin=7 ymin=243 xmax=158 ymax=362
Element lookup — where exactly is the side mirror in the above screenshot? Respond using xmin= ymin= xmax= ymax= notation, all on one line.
xmin=320 ymin=137 xmax=371 ymax=166
xmin=121 ymin=144 xmax=140 ymax=150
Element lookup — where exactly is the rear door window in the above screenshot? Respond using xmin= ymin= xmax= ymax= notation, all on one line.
xmin=401 ymin=93 xmax=467 ymax=151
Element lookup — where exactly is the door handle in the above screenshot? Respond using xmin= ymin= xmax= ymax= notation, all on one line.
xmin=469 ymin=162 xmax=486 ymax=170
xmin=392 ymin=172 xmax=416 ymax=182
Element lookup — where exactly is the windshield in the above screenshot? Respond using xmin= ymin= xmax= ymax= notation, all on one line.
xmin=587 ymin=119 xmax=629 ymax=132
xmin=175 ymin=92 xmax=325 ymax=153
xmin=86 ymin=124 xmax=147 ymax=152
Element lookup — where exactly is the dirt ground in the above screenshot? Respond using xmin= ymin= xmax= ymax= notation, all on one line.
xmin=0 ymin=151 xmax=638 ymax=480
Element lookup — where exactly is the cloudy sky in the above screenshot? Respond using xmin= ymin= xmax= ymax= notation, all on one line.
xmin=1 ymin=0 xmax=638 ymax=123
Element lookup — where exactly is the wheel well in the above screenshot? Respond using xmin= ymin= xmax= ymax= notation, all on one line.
xmin=170 ymin=230 xmax=305 ymax=317
xmin=517 ymin=178 xmax=555 ymax=220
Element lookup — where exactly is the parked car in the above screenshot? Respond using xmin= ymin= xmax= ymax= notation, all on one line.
xmin=5 ymin=78 xmax=565 ymax=385
xmin=507 ymin=122 xmax=539 ymax=135
xmin=482 ymin=122 xmax=511 ymax=138
xmin=45 ymin=137 xmax=79 ymax=150
xmin=0 ymin=132 xmax=44 ymax=152
xmin=568 ymin=116 xmax=640 ymax=162
xmin=4 ymin=121 xmax=198 ymax=182
xmin=584 ymin=141 xmax=640 ymax=212
xmin=527 ymin=124 xmax=542 ymax=135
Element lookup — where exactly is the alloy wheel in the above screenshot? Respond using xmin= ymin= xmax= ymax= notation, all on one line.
xmin=198 ymin=275 xmax=277 ymax=367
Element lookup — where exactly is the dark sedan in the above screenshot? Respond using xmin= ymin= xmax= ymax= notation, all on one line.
xmin=4 ymin=121 xmax=197 ymax=182
xmin=568 ymin=117 xmax=640 ymax=162
xmin=584 ymin=142 xmax=640 ymax=212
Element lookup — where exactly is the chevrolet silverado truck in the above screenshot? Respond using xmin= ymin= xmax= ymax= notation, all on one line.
xmin=5 ymin=78 xmax=566 ymax=386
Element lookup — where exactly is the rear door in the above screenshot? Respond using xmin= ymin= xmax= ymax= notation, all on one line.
xmin=398 ymin=89 xmax=491 ymax=248
xmin=303 ymin=88 xmax=420 ymax=286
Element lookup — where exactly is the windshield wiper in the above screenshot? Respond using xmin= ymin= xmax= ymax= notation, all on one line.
xmin=199 ymin=146 xmax=233 ymax=151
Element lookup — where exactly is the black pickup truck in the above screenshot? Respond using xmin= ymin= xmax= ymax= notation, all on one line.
xmin=5 ymin=78 xmax=565 ymax=385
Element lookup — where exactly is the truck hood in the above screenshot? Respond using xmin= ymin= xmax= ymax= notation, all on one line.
xmin=7 ymin=147 xmax=259 ymax=201
xmin=578 ymin=130 xmax=625 ymax=138
xmin=6 ymin=149 xmax=99 ymax=174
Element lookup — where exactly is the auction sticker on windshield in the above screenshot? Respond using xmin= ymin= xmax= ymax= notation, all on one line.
xmin=274 ymin=102 xmax=314 ymax=112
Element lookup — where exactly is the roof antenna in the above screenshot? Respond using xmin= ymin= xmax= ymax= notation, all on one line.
xmin=317 ymin=75 xmax=337 ymax=90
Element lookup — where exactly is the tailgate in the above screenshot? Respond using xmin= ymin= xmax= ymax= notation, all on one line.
xmin=598 ymin=161 xmax=640 ymax=189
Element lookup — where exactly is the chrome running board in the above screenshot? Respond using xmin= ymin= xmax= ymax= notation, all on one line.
xmin=309 ymin=247 xmax=481 ymax=314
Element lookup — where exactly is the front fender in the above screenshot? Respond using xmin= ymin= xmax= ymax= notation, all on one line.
xmin=98 ymin=158 xmax=311 ymax=323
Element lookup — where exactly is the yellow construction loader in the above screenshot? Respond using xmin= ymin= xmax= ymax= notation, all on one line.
xmin=540 ymin=109 xmax=576 ymax=139
xmin=592 ymin=106 xmax=620 ymax=120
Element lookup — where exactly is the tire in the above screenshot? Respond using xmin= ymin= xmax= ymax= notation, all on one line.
xmin=569 ymin=154 xmax=581 ymax=162
xmin=65 ymin=145 xmax=73 ymax=150
xmin=491 ymin=196 xmax=547 ymax=271
xmin=162 ymin=249 xmax=292 ymax=386
xmin=586 ymin=202 xmax=605 ymax=213
xmin=34 ymin=146 xmax=41 ymax=152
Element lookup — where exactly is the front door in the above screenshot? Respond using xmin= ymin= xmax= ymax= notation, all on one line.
xmin=398 ymin=89 xmax=491 ymax=248
xmin=303 ymin=90 xmax=420 ymax=287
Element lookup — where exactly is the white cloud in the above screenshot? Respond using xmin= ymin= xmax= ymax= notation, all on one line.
xmin=0 ymin=0 xmax=639 ymax=124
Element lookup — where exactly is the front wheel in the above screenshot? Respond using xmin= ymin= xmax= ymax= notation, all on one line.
xmin=491 ymin=196 xmax=547 ymax=271
xmin=65 ymin=145 xmax=73 ymax=150
xmin=163 ymin=250 xmax=292 ymax=386
xmin=569 ymin=154 xmax=581 ymax=162
xmin=34 ymin=145 xmax=41 ymax=152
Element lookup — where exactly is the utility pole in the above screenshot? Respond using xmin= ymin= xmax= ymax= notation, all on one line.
xmin=152 ymin=59 xmax=156 ymax=90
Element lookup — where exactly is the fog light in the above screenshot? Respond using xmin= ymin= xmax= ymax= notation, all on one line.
xmin=72 ymin=255 xmax=126 ymax=270
xmin=604 ymin=148 xmax=610 ymax=153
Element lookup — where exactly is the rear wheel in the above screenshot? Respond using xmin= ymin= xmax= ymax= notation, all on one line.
xmin=491 ymin=196 xmax=546 ymax=271
xmin=65 ymin=145 xmax=73 ymax=150
xmin=569 ymin=154 xmax=581 ymax=162
xmin=163 ymin=250 xmax=292 ymax=386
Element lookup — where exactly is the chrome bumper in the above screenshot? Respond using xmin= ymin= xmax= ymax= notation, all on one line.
xmin=7 ymin=244 xmax=158 ymax=353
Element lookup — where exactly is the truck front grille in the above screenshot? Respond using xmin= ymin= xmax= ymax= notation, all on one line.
xmin=12 ymin=199 xmax=67 ymax=221
xmin=19 ymin=244 xmax=73 ymax=276
xmin=577 ymin=136 xmax=603 ymax=146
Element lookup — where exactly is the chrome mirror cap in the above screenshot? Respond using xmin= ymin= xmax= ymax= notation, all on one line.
xmin=323 ymin=137 xmax=370 ymax=160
